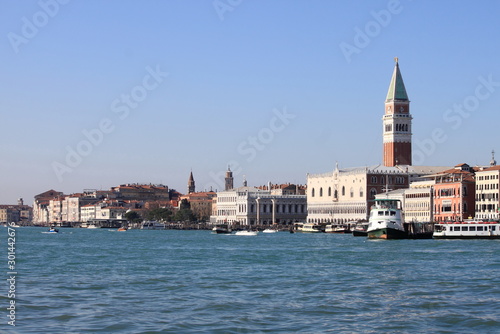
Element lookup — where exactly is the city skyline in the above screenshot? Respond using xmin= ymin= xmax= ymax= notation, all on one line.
xmin=2 ymin=0 xmax=500 ymax=204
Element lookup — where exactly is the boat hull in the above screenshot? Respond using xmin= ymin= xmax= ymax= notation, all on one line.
xmin=367 ymin=227 xmax=407 ymax=239
xmin=352 ymin=230 xmax=368 ymax=237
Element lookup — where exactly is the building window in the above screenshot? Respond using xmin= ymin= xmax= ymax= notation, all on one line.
xmin=312 ymin=188 xmax=315 ymax=197
xmin=371 ymin=176 xmax=377 ymax=183
xmin=342 ymin=186 xmax=345 ymax=196
xmin=370 ymin=188 xmax=377 ymax=199
xmin=350 ymin=188 xmax=354 ymax=198
xmin=360 ymin=187 xmax=364 ymax=198
xmin=320 ymin=188 xmax=323 ymax=197
xmin=328 ymin=187 xmax=331 ymax=197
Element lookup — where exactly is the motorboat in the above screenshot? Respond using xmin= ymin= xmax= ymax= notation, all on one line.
xmin=352 ymin=222 xmax=369 ymax=237
xmin=262 ymin=228 xmax=278 ymax=233
xmin=234 ymin=230 xmax=258 ymax=236
xmin=141 ymin=221 xmax=165 ymax=230
xmin=299 ymin=223 xmax=323 ymax=233
xmin=212 ymin=224 xmax=232 ymax=234
xmin=325 ymin=224 xmax=351 ymax=233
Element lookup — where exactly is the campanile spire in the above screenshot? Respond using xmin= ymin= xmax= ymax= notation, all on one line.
xmin=383 ymin=58 xmax=412 ymax=166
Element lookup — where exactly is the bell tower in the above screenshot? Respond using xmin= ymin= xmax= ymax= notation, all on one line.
xmin=383 ymin=58 xmax=412 ymax=166
xmin=225 ymin=166 xmax=233 ymax=190
xmin=188 ymin=171 xmax=195 ymax=194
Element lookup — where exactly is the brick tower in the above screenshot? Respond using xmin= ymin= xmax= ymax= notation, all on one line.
xmin=383 ymin=58 xmax=412 ymax=166
xmin=188 ymin=171 xmax=195 ymax=194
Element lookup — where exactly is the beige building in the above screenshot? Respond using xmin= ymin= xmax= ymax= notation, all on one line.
xmin=403 ymin=181 xmax=435 ymax=223
xmin=475 ymin=165 xmax=500 ymax=220
xmin=180 ymin=191 xmax=217 ymax=221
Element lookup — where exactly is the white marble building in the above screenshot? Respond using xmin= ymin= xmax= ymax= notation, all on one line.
xmin=212 ymin=185 xmax=307 ymax=226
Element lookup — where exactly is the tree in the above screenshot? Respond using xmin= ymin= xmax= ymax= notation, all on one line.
xmin=146 ymin=208 xmax=173 ymax=221
xmin=124 ymin=211 xmax=142 ymax=224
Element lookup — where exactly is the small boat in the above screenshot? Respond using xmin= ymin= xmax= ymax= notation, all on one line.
xmin=141 ymin=221 xmax=165 ymax=230
xmin=299 ymin=223 xmax=323 ymax=233
xmin=352 ymin=222 xmax=369 ymax=237
xmin=87 ymin=224 xmax=99 ymax=229
xmin=325 ymin=224 xmax=351 ymax=233
xmin=234 ymin=230 xmax=258 ymax=236
xmin=43 ymin=227 xmax=59 ymax=234
xmin=262 ymin=228 xmax=278 ymax=233
xmin=117 ymin=227 xmax=127 ymax=232
xmin=433 ymin=221 xmax=500 ymax=239
xmin=212 ymin=224 xmax=232 ymax=234
xmin=367 ymin=199 xmax=407 ymax=239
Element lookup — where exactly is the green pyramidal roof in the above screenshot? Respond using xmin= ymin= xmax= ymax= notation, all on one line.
xmin=386 ymin=59 xmax=409 ymax=102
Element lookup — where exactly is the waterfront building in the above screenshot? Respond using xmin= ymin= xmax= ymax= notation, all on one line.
xmin=0 ymin=205 xmax=22 ymax=223
xmin=429 ymin=164 xmax=476 ymax=222
xmin=211 ymin=183 xmax=307 ymax=226
xmin=404 ymin=181 xmax=435 ymax=223
xmin=383 ymin=58 xmax=412 ymax=167
xmin=32 ymin=189 xmax=64 ymax=224
xmin=81 ymin=204 xmax=97 ymax=222
xmin=474 ymin=158 xmax=500 ymax=220
xmin=180 ymin=191 xmax=217 ymax=221
xmin=111 ymin=184 xmax=169 ymax=201
xmin=307 ymin=165 xmax=410 ymax=223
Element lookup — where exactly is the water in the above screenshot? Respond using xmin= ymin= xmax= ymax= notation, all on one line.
xmin=3 ymin=227 xmax=500 ymax=333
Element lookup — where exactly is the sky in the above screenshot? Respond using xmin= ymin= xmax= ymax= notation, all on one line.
xmin=2 ymin=0 xmax=500 ymax=204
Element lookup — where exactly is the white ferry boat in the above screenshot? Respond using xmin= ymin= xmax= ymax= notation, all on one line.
xmin=367 ymin=199 xmax=407 ymax=239
xmin=433 ymin=221 xmax=500 ymax=239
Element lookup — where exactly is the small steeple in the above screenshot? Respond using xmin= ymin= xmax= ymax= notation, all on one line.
xmin=490 ymin=150 xmax=497 ymax=166
xmin=225 ymin=165 xmax=234 ymax=191
xmin=386 ymin=57 xmax=409 ymax=102
xmin=188 ymin=170 xmax=195 ymax=194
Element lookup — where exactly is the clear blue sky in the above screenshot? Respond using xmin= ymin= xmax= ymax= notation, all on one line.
xmin=2 ymin=0 xmax=500 ymax=204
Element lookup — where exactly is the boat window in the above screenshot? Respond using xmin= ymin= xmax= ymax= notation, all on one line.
xmin=453 ymin=226 xmax=460 ymax=231
xmin=477 ymin=226 xmax=483 ymax=231
xmin=390 ymin=211 xmax=396 ymax=216
xmin=492 ymin=226 xmax=496 ymax=231
xmin=378 ymin=211 xmax=384 ymax=216
xmin=461 ymin=226 xmax=468 ymax=231
xmin=469 ymin=226 xmax=476 ymax=231
xmin=384 ymin=211 xmax=389 ymax=216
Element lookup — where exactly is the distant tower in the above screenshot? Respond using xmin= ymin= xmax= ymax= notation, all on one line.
xmin=188 ymin=171 xmax=195 ymax=194
xmin=383 ymin=58 xmax=412 ymax=166
xmin=225 ymin=166 xmax=234 ymax=190
xmin=17 ymin=198 xmax=23 ymax=206
xmin=490 ymin=150 xmax=497 ymax=166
